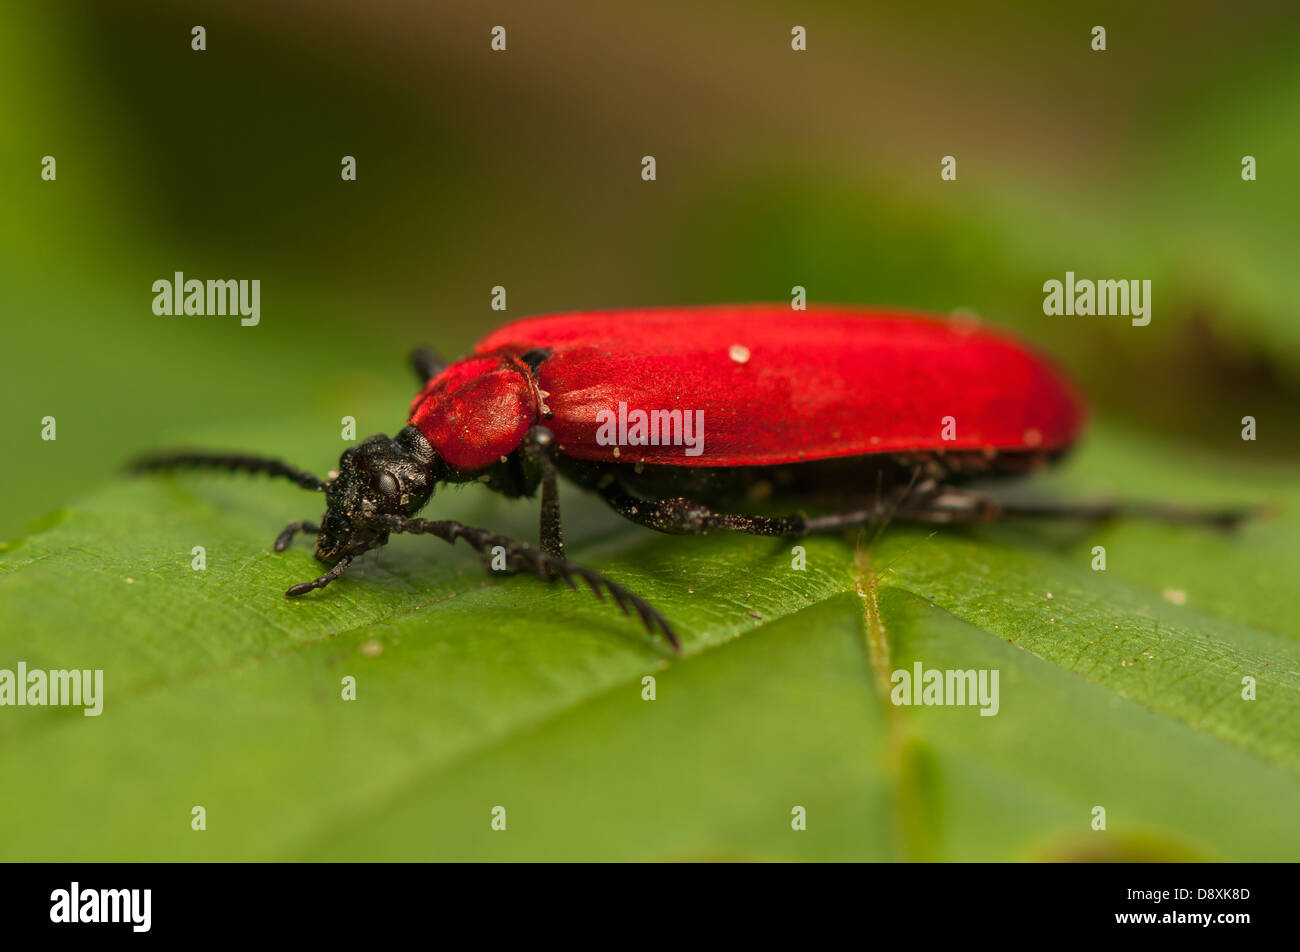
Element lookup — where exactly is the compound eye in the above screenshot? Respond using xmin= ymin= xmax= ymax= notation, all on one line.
xmin=375 ymin=472 xmax=399 ymax=500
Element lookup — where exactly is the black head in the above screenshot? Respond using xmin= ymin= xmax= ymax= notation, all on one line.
xmin=127 ymin=418 xmax=680 ymax=649
xmin=315 ymin=426 xmax=441 ymax=563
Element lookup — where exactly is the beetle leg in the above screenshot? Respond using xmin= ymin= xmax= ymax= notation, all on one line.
xmin=273 ymin=519 xmax=321 ymax=551
xmin=888 ymin=485 xmax=1004 ymax=524
xmin=605 ymin=480 xmax=1253 ymax=538
xmin=410 ymin=347 xmax=447 ymax=384
xmin=596 ymin=486 xmax=808 ymax=536
xmin=919 ymin=490 xmax=1253 ymax=530
xmin=801 ymin=476 xmax=942 ymax=534
xmin=596 ymin=476 xmax=944 ymax=538
xmin=520 ymin=425 xmax=565 ymax=559
xmin=285 ymin=555 xmax=354 ymax=597
xmin=375 ymin=514 xmax=677 ymax=650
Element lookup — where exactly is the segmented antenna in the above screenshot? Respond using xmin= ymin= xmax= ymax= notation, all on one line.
xmin=129 ymin=451 xmax=327 ymax=492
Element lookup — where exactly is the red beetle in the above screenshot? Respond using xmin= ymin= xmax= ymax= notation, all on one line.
xmin=132 ymin=305 xmax=1239 ymax=649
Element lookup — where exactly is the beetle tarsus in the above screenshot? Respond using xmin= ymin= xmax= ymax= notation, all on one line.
xmin=285 ymin=555 xmax=354 ymax=597
xmin=377 ymin=514 xmax=679 ymax=651
xmin=274 ymin=520 xmax=321 ymax=551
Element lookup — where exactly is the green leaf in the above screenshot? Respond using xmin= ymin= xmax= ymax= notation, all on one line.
xmin=1 ymin=420 xmax=1297 ymax=860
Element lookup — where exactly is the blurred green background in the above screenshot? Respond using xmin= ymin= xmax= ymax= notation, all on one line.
xmin=4 ymin=0 xmax=1299 ymax=527
xmin=2 ymin=1 xmax=1299 ymax=860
